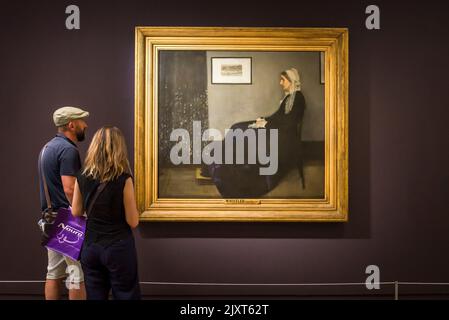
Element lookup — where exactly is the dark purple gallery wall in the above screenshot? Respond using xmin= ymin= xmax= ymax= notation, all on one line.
xmin=0 ymin=0 xmax=448 ymax=298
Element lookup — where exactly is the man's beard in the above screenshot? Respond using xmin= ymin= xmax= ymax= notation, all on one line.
xmin=75 ymin=127 xmax=86 ymax=142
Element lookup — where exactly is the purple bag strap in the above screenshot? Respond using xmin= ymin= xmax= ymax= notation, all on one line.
xmin=85 ymin=182 xmax=107 ymax=217
xmin=39 ymin=145 xmax=52 ymax=212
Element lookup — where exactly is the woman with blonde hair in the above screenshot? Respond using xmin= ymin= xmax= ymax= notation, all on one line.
xmin=72 ymin=126 xmax=141 ymax=300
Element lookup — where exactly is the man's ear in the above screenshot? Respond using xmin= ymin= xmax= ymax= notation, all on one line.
xmin=67 ymin=120 xmax=75 ymax=131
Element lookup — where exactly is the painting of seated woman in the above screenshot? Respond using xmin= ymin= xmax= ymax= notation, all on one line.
xmin=157 ymin=50 xmax=325 ymax=199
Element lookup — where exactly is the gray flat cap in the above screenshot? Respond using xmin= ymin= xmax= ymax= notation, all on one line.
xmin=53 ymin=106 xmax=89 ymax=127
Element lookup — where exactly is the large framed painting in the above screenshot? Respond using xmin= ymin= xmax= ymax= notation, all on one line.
xmin=135 ymin=27 xmax=349 ymax=221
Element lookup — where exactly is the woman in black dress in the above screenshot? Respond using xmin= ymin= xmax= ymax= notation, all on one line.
xmin=208 ymin=68 xmax=305 ymax=198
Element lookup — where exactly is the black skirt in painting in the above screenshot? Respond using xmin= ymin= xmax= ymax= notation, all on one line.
xmin=207 ymin=91 xmax=305 ymax=198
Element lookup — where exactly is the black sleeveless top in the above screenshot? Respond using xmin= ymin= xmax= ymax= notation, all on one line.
xmin=77 ymin=172 xmax=132 ymax=247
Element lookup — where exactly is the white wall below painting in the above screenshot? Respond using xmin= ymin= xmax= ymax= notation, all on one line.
xmin=206 ymin=51 xmax=325 ymax=141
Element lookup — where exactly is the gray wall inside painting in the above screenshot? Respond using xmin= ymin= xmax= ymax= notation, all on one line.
xmin=206 ymin=51 xmax=324 ymax=141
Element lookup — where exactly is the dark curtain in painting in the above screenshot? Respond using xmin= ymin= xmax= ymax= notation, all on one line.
xmin=158 ymin=51 xmax=209 ymax=166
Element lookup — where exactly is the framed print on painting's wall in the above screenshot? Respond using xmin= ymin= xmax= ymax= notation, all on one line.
xmin=135 ymin=27 xmax=349 ymax=222
xmin=211 ymin=57 xmax=252 ymax=84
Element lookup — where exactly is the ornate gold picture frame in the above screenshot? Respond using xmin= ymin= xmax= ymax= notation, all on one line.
xmin=135 ymin=27 xmax=348 ymax=222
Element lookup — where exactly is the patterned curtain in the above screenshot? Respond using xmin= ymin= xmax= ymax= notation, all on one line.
xmin=158 ymin=51 xmax=209 ymax=166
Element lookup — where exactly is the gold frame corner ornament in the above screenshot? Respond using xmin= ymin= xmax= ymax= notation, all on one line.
xmin=135 ymin=27 xmax=349 ymax=222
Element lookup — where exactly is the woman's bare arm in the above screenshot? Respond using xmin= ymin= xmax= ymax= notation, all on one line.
xmin=123 ymin=177 xmax=140 ymax=228
xmin=71 ymin=180 xmax=84 ymax=217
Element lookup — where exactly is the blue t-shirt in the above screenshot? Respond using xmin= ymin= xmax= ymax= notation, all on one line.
xmin=38 ymin=133 xmax=81 ymax=211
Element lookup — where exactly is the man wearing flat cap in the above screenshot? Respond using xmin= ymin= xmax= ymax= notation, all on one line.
xmin=38 ymin=106 xmax=89 ymax=300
